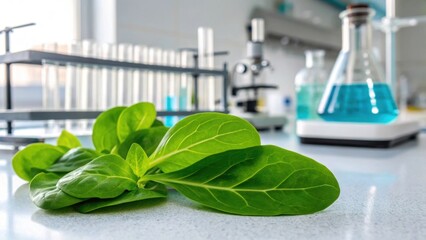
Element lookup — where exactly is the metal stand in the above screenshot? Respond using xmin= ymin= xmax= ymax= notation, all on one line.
xmin=0 ymin=23 xmax=35 ymax=134
xmin=180 ymin=48 xmax=230 ymax=112
xmin=0 ymin=49 xmax=229 ymax=145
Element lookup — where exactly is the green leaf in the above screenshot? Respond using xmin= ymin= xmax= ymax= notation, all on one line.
xmin=126 ymin=144 xmax=148 ymax=177
xmin=117 ymin=102 xmax=156 ymax=142
xmin=47 ymin=147 xmax=100 ymax=173
xmin=92 ymin=106 xmax=126 ymax=153
xmin=30 ymin=172 xmax=86 ymax=209
xmin=148 ymin=113 xmax=261 ymax=173
xmin=75 ymin=182 xmax=167 ymax=213
xmin=57 ymin=130 xmax=81 ymax=149
xmin=146 ymin=145 xmax=340 ymax=216
xmin=152 ymin=119 xmax=164 ymax=127
xmin=58 ymin=155 xmax=138 ymax=199
xmin=12 ymin=143 xmax=66 ymax=181
xmin=114 ymin=127 xmax=169 ymax=159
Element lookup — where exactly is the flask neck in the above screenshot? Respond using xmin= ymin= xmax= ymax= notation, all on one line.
xmin=341 ymin=15 xmax=373 ymax=51
xmin=305 ymin=50 xmax=325 ymax=68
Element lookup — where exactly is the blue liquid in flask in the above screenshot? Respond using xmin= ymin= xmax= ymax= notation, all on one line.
xmin=296 ymin=83 xmax=325 ymax=120
xmin=318 ymin=83 xmax=399 ymax=123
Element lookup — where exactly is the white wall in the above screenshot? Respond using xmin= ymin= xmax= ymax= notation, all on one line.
xmin=396 ymin=0 xmax=426 ymax=97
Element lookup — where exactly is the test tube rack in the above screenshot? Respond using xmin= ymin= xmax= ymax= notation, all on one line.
xmin=0 ymin=50 xmax=229 ymax=145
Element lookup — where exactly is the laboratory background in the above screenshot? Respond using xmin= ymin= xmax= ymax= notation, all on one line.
xmin=1 ymin=0 xmax=426 ymax=240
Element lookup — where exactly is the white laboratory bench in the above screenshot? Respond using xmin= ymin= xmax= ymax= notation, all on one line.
xmin=1 ymin=132 xmax=425 ymax=240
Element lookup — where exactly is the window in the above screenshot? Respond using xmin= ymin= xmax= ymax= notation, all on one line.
xmin=0 ymin=0 xmax=80 ymax=131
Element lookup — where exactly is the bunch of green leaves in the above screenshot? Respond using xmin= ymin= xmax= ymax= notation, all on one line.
xmin=12 ymin=102 xmax=340 ymax=215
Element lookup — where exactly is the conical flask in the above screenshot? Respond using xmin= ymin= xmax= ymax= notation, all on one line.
xmin=318 ymin=4 xmax=399 ymax=123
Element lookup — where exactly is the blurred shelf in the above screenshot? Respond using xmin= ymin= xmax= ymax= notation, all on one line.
xmin=0 ymin=50 xmax=225 ymax=76
xmin=251 ymin=8 xmax=341 ymax=51
xmin=0 ymin=135 xmax=44 ymax=146
xmin=0 ymin=50 xmax=230 ymax=138
xmin=0 ymin=109 xmax=227 ymax=121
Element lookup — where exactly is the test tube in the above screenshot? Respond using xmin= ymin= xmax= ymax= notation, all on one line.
xmin=99 ymin=43 xmax=114 ymax=109
xmin=117 ymin=44 xmax=126 ymax=106
xmin=197 ymin=27 xmax=215 ymax=111
xmin=141 ymin=46 xmax=150 ymax=103
xmin=162 ymin=50 xmax=170 ymax=112
xmin=41 ymin=42 xmax=61 ymax=132
xmin=173 ymin=51 xmax=182 ymax=123
xmin=146 ymin=47 xmax=156 ymax=104
xmin=78 ymin=40 xmax=94 ymax=129
xmin=110 ymin=44 xmax=118 ymax=107
xmin=180 ymin=50 xmax=194 ymax=111
xmin=133 ymin=45 xmax=147 ymax=104
xmin=65 ymin=41 xmax=81 ymax=129
xmin=118 ymin=43 xmax=134 ymax=106
xmin=164 ymin=50 xmax=176 ymax=126
xmin=155 ymin=48 xmax=164 ymax=110
xmin=90 ymin=43 xmax=99 ymax=110
xmin=174 ymin=51 xmax=182 ymax=113
xmin=126 ymin=45 xmax=134 ymax=105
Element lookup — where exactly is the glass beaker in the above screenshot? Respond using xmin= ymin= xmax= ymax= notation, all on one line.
xmin=318 ymin=4 xmax=399 ymax=123
xmin=295 ymin=50 xmax=328 ymax=120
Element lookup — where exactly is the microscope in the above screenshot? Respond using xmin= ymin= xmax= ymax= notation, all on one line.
xmin=231 ymin=18 xmax=287 ymax=131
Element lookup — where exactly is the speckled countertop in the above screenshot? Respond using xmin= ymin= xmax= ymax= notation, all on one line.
xmin=1 ymin=132 xmax=426 ymax=240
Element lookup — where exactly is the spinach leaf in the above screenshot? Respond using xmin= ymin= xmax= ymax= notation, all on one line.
xmin=114 ymin=127 xmax=168 ymax=159
xmin=12 ymin=143 xmax=66 ymax=181
xmin=30 ymin=172 xmax=86 ymax=209
xmin=75 ymin=182 xmax=167 ymax=213
xmin=58 ymin=155 xmax=138 ymax=199
xmin=92 ymin=106 xmax=126 ymax=153
xmin=57 ymin=130 xmax=81 ymax=149
xmin=146 ymin=145 xmax=340 ymax=216
xmin=147 ymin=113 xmax=261 ymax=173
xmin=117 ymin=102 xmax=156 ymax=142
xmin=47 ymin=147 xmax=100 ymax=173
xmin=152 ymin=119 xmax=164 ymax=127
xmin=126 ymin=144 xmax=148 ymax=177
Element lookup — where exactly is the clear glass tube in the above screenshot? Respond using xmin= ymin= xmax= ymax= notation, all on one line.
xmin=174 ymin=51 xmax=181 ymax=113
xmin=126 ymin=45 xmax=134 ymax=105
xmin=198 ymin=27 xmax=215 ymax=111
xmin=79 ymin=40 xmax=95 ymax=129
xmin=92 ymin=43 xmax=100 ymax=110
xmin=141 ymin=46 xmax=150 ymax=102
xmin=132 ymin=45 xmax=146 ymax=104
xmin=162 ymin=50 xmax=170 ymax=112
xmin=164 ymin=50 xmax=176 ymax=126
xmin=118 ymin=43 xmax=134 ymax=106
xmin=41 ymin=42 xmax=60 ymax=132
xmin=110 ymin=44 xmax=118 ymax=107
xmin=147 ymin=47 xmax=156 ymax=104
xmin=65 ymin=41 xmax=81 ymax=129
xmin=180 ymin=50 xmax=193 ymax=111
xmin=155 ymin=48 xmax=164 ymax=110
xmin=80 ymin=40 xmax=90 ymax=112
xmin=99 ymin=43 xmax=115 ymax=109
